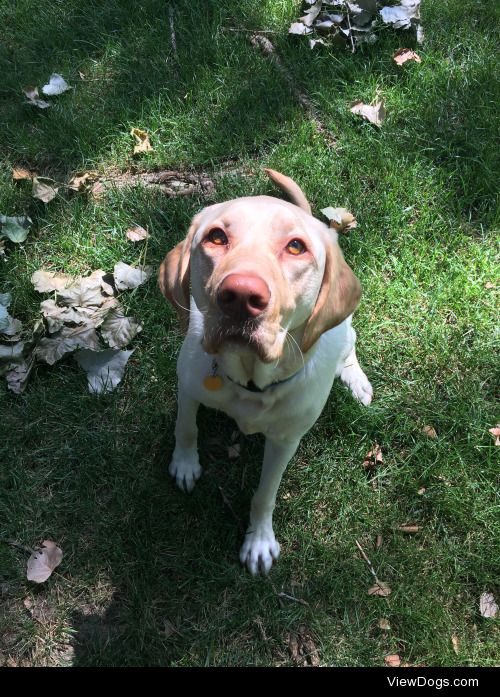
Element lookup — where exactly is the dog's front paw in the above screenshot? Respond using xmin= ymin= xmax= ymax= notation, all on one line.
xmin=239 ymin=524 xmax=280 ymax=576
xmin=341 ymin=364 xmax=373 ymax=406
xmin=169 ymin=450 xmax=202 ymax=493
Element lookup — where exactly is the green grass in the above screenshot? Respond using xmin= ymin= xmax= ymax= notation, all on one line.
xmin=0 ymin=0 xmax=498 ymax=667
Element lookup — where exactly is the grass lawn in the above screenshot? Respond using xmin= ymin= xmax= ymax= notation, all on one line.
xmin=0 ymin=0 xmax=498 ymax=667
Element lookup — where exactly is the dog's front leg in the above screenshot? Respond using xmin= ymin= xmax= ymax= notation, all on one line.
xmin=169 ymin=385 xmax=202 ymax=493
xmin=240 ymin=437 xmax=300 ymax=575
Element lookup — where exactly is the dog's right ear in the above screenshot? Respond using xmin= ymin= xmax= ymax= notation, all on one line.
xmin=158 ymin=216 xmax=200 ymax=332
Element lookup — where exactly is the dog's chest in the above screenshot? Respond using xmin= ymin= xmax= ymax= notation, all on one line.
xmin=201 ymin=383 xmax=288 ymax=436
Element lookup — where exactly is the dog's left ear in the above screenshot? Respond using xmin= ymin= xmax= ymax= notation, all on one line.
xmin=158 ymin=215 xmax=200 ymax=332
xmin=300 ymin=238 xmax=361 ymax=353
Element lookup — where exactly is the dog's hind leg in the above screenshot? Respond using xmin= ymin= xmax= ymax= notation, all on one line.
xmin=169 ymin=386 xmax=202 ymax=493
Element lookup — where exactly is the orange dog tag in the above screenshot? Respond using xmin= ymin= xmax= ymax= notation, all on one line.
xmin=203 ymin=375 xmax=223 ymax=391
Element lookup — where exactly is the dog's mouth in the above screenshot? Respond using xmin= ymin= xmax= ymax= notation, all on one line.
xmin=202 ymin=316 xmax=280 ymax=363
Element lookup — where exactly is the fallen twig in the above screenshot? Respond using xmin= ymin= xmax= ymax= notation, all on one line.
xmin=250 ymin=33 xmax=338 ymax=150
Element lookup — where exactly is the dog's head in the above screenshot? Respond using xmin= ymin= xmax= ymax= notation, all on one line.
xmin=159 ymin=170 xmax=361 ymax=362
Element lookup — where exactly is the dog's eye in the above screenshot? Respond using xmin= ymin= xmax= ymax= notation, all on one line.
xmin=206 ymin=228 xmax=228 ymax=246
xmin=286 ymin=239 xmax=307 ymax=255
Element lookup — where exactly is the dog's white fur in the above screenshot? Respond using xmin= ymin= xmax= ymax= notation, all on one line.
xmin=159 ymin=170 xmax=372 ymax=575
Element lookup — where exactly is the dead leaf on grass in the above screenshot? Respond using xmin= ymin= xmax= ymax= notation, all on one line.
xmin=68 ymin=172 xmax=97 ymax=192
xmin=288 ymin=22 xmax=312 ymax=36
xmin=451 ymin=634 xmax=459 ymax=655
xmin=32 ymin=177 xmax=59 ymax=204
xmin=484 ymin=281 xmax=495 ymax=290
xmin=35 ymin=325 xmax=102 ymax=365
xmin=380 ymin=3 xmax=420 ymax=30
xmin=378 ymin=618 xmax=391 ymax=630
xmin=100 ymin=309 xmax=142 ymax=349
xmin=130 ymin=127 xmax=153 ymax=155
xmin=12 ymin=167 xmax=34 ymax=181
xmin=41 ymin=73 xmax=72 ymax=96
xmin=113 ymin=262 xmax=153 ymax=290
xmin=384 ymin=654 xmax=401 ymax=667
xmin=227 ymin=443 xmax=241 ymax=460
xmin=368 ymin=582 xmax=392 ymax=597
xmin=321 ymin=207 xmax=357 ymax=233
xmin=488 ymin=426 xmax=500 ymax=446
xmin=23 ymin=86 xmax=50 ymax=109
xmin=363 ymin=443 xmax=383 ymax=470
xmin=393 ymin=48 xmax=421 ymax=66
xmin=26 ymin=540 xmax=63 ymax=583
xmin=74 ymin=348 xmax=134 ymax=394
xmin=422 ymin=424 xmax=437 ymax=439
xmin=5 ymin=357 xmax=34 ymax=394
xmin=31 ymin=269 xmax=73 ymax=293
xmin=351 ymin=100 xmax=386 ymax=127
xmin=480 ymin=591 xmax=498 ymax=618
xmin=126 ymin=225 xmax=150 ymax=242
xmin=0 ymin=215 xmax=32 ymax=243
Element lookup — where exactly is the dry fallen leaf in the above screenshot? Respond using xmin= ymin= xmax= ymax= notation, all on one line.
xmin=422 ymin=425 xmax=437 ymax=439
xmin=384 ymin=654 xmax=401 ymax=667
xmin=368 ymin=582 xmax=392 ymax=597
xmin=484 ymin=281 xmax=495 ymax=290
xmin=351 ymin=100 xmax=386 ymax=127
xmin=74 ymin=348 xmax=134 ymax=394
xmin=380 ymin=2 xmax=420 ymax=29
xmin=393 ymin=48 xmax=422 ymax=66
xmin=113 ymin=262 xmax=153 ymax=290
xmin=12 ymin=167 xmax=33 ymax=181
xmin=35 ymin=325 xmax=101 ymax=365
xmin=68 ymin=172 xmax=97 ymax=192
xmin=451 ymin=634 xmax=459 ymax=655
xmin=32 ymin=177 xmax=59 ymax=204
xmin=321 ymin=207 xmax=357 ymax=233
xmin=488 ymin=426 xmax=500 ymax=446
xmin=26 ymin=540 xmax=63 ymax=583
xmin=100 ymin=309 xmax=142 ymax=349
xmin=31 ymin=270 xmax=73 ymax=293
xmin=417 ymin=487 xmax=426 ymax=495
xmin=40 ymin=299 xmax=95 ymax=333
xmin=5 ymin=358 xmax=34 ymax=395
xmin=227 ymin=443 xmax=241 ymax=460
xmin=126 ymin=225 xmax=150 ymax=242
xmin=288 ymin=22 xmax=312 ymax=36
xmin=0 ymin=215 xmax=32 ymax=243
xmin=480 ymin=591 xmax=498 ymax=618
xmin=41 ymin=73 xmax=71 ymax=96
xmin=363 ymin=443 xmax=383 ymax=470
xmin=378 ymin=618 xmax=391 ymax=631
xmin=22 ymin=86 xmax=50 ymax=109
xmin=130 ymin=128 xmax=153 ymax=155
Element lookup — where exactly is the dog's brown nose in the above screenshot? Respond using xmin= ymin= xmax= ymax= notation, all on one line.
xmin=217 ymin=273 xmax=270 ymax=319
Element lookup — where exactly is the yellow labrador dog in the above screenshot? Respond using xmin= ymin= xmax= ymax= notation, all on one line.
xmin=159 ymin=169 xmax=372 ymax=575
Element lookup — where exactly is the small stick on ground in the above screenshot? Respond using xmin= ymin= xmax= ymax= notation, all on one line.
xmin=250 ymin=33 xmax=338 ymax=150
xmin=355 ymin=539 xmax=383 ymax=586
xmin=277 ymin=591 xmax=309 ymax=606
xmin=2 ymin=539 xmax=34 ymax=554
xmin=169 ymin=5 xmax=178 ymax=61
xmin=218 ymin=486 xmax=244 ymax=533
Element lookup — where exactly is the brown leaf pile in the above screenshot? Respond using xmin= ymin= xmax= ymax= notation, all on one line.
xmin=1 ymin=263 xmax=152 ymax=394
xmin=289 ymin=1 xmax=423 ymax=53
